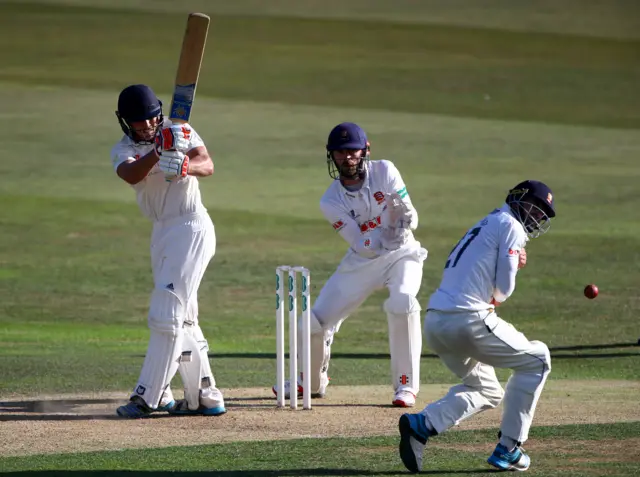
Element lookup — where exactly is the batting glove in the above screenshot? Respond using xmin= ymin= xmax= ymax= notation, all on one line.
xmin=155 ymin=123 xmax=193 ymax=154
xmin=158 ymin=150 xmax=189 ymax=179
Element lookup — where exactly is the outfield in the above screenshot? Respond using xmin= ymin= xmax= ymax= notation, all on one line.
xmin=0 ymin=1 xmax=639 ymax=475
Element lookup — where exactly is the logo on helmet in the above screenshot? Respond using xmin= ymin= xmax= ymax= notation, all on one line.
xmin=546 ymin=192 xmax=553 ymax=204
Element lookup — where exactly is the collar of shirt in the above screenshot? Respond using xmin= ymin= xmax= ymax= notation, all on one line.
xmin=339 ymin=171 xmax=370 ymax=197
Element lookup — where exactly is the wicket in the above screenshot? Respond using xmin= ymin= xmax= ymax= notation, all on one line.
xmin=275 ymin=266 xmax=311 ymax=410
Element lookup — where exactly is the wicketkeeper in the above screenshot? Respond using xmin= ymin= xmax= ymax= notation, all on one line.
xmin=274 ymin=122 xmax=428 ymax=407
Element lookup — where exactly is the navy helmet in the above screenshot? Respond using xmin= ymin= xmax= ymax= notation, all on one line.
xmin=326 ymin=122 xmax=370 ymax=180
xmin=506 ymin=180 xmax=556 ymax=238
xmin=115 ymin=84 xmax=163 ymax=143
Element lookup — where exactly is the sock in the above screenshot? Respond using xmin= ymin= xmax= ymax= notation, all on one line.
xmin=499 ymin=435 xmax=518 ymax=453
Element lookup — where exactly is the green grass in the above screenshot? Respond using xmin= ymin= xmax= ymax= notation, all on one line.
xmin=1 ymin=2 xmax=639 ymax=129
xmin=11 ymin=0 xmax=640 ymax=40
xmin=2 ymin=422 xmax=639 ymax=475
xmin=1 ymin=88 xmax=639 ymax=393
xmin=0 ymin=1 xmax=638 ymax=475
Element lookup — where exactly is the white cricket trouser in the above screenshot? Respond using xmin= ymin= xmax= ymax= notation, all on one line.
xmin=310 ymin=245 xmax=426 ymax=394
xmin=133 ymin=212 xmax=217 ymax=408
xmin=314 ymin=247 xmax=425 ymax=325
xmin=421 ymin=309 xmax=551 ymax=444
xmin=150 ymin=212 xmax=215 ymax=317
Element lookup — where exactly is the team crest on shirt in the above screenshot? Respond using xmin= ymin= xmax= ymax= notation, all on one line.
xmin=373 ymin=191 xmax=385 ymax=204
xmin=332 ymin=220 xmax=345 ymax=231
xmin=359 ymin=216 xmax=382 ymax=233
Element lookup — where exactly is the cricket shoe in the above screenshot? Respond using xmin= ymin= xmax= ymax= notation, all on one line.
xmin=487 ymin=443 xmax=531 ymax=471
xmin=398 ymin=413 xmax=431 ymax=473
xmin=116 ymin=395 xmax=176 ymax=419
xmin=168 ymin=388 xmax=226 ymax=416
xmin=392 ymin=390 xmax=416 ymax=408
xmin=272 ymin=374 xmax=329 ymax=399
xmin=168 ymin=400 xmax=226 ymax=416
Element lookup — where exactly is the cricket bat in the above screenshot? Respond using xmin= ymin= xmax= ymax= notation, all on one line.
xmin=169 ymin=12 xmax=210 ymax=124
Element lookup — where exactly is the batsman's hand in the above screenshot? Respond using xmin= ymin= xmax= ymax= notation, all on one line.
xmin=155 ymin=123 xmax=193 ymax=155
xmin=158 ymin=150 xmax=189 ymax=179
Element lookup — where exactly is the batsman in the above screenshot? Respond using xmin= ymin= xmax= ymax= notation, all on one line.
xmin=274 ymin=122 xmax=428 ymax=407
xmin=110 ymin=84 xmax=225 ymax=418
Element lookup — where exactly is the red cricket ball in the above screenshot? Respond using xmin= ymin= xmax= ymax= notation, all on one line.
xmin=584 ymin=284 xmax=599 ymax=299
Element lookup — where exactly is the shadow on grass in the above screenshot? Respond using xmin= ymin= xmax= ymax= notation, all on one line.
xmin=0 ymin=398 xmax=176 ymax=422
xmin=2 ymin=340 xmax=636 ymax=422
xmin=206 ymin=341 xmax=640 ymax=360
xmin=0 ymin=399 xmax=397 ymax=421
xmin=0 ymin=470 xmax=496 ymax=476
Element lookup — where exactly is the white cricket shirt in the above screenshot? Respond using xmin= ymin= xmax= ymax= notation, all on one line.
xmin=320 ymin=160 xmax=418 ymax=260
xmin=427 ymin=204 xmax=528 ymax=311
xmin=110 ymin=121 xmax=207 ymax=222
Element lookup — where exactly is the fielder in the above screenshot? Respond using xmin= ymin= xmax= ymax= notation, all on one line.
xmin=274 ymin=122 xmax=428 ymax=407
xmin=111 ymin=84 xmax=225 ymax=418
xmin=398 ymin=180 xmax=556 ymax=472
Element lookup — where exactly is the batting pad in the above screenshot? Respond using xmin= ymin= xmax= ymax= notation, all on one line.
xmin=179 ymin=324 xmax=216 ymax=410
xmin=385 ymin=294 xmax=422 ymax=394
xmin=299 ymin=311 xmax=331 ymax=394
xmin=135 ymin=288 xmax=185 ymax=408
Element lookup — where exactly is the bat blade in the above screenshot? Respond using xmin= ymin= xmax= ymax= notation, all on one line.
xmin=169 ymin=12 xmax=210 ymax=124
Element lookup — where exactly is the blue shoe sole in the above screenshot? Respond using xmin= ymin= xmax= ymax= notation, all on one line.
xmin=398 ymin=414 xmax=422 ymax=474
xmin=117 ymin=399 xmax=176 ymax=418
xmin=168 ymin=406 xmax=227 ymax=416
xmin=487 ymin=450 xmax=530 ymax=471
xmin=487 ymin=456 xmax=511 ymax=470
xmin=116 ymin=404 xmax=152 ymax=419
xmin=157 ymin=400 xmax=176 ymax=412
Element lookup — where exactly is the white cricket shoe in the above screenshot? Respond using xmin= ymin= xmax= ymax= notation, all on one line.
xmin=392 ymin=390 xmax=416 ymax=407
xmin=272 ymin=374 xmax=329 ymax=399
xmin=169 ymin=388 xmax=226 ymax=416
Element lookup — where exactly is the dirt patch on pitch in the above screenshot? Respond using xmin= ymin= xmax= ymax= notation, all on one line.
xmin=1 ymin=380 xmax=638 ymax=457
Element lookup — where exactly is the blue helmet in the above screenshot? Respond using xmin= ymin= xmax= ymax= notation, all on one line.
xmin=115 ymin=84 xmax=163 ymax=143
xmin=325 ymin=122 xmax=370 ymax=180
xmin=506 ymin=180 xmax=556 ymax=238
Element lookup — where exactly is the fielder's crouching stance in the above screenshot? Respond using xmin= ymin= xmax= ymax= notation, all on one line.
xmin=273 ymin=122 xmax=428 ymax=407
xmin=110 ymin=84 xmax=225 ymax=418
xmin=398 ymin=180 xmax=556 ymax=473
